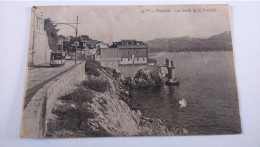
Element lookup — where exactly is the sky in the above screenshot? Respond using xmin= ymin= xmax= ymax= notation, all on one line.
xmin=38 ymin=4 xmax=231 ymax=44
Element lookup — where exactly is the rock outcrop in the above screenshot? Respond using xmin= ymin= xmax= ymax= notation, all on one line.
xmin=46 ymin=61 xmax=174 ymax=137
xmin=125 ymin=65 xmax=165 ymax=89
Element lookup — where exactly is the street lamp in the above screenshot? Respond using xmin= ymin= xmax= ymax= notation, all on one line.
xmin=54 ymin=16 xmax=80 ymax=66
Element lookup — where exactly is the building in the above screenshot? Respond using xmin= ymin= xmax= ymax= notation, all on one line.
xmin=65 ymin=36 xmax=74 ymax=42
xmin=27 ymin=7 xmax=51 ymax=66
xmin=97 ymin=40 xmax=148 ymax=75
xmin=96 ymin=41 xmax=109 ymax=49
xmin=98 ymin=48 xmax=119 ymax=70
xmin=88 ymin=39 xmax=99 ymax=49
xmin=63 ymin=35 xmax=101 ymax=59
xmin=116 ymin=40 xmax=148 ymax=65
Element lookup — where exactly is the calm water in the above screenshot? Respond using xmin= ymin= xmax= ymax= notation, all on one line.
xmin=131 ymin=51 xmax=241 ymax=135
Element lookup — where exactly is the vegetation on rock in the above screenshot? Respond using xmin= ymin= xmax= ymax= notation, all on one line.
xmin=82 ymin=79 xmax=109 ymax=93
xmin=85 ymin=59 xmax=101 ymax=76
xmin=58 ymin=88 xmax=93 ymax=102
xmin=47 ymin=61 xmax=177 ymax=137
xmin=47 ymin=87 xmax=105 ymax=137
xmin=44 ymin=18 xmax=59 ymax=50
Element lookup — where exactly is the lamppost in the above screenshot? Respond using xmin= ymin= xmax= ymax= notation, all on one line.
xmin=54 ymin=16 xmax=80 ymax=66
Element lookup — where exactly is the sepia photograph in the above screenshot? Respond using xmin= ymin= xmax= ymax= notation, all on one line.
xmin=20 ymin=4 xmax=241 ymax=138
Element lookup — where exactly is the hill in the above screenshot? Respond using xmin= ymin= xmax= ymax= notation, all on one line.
xmin=146 ymin=31 xmax=233 ymax=52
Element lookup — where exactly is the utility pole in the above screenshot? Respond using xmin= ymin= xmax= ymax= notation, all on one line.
xmin=75 ymin=16 xmax=78 ymax=66
xmin=54 ymin=16 xmax=80 ymax=66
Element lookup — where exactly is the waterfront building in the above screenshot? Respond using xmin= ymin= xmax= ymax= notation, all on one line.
xmin=117 ymin=40 xmax=148 ymax=65
xmin=97 ymin=40 xmax=148 ymax=75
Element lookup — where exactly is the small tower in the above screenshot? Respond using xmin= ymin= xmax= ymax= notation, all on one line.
xmin=165 ymin=58 xmax=179 ymax=86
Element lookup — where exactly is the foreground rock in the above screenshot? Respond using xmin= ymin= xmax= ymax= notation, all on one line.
xmin=46 ymin=60 xmax=174 ymax=137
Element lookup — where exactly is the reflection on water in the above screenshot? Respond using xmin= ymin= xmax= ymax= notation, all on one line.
xmin=131 ymin=51 xmax=241 ymax=135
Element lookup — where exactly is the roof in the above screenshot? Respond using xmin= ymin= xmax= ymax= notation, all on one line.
xmin=109 ymin=40 xmax=147 ymax=48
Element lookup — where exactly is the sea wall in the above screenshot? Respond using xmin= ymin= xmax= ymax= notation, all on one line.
xmin=119 ymin=64 xmax=148 ymax=77
xmin=20 ymin=61 xmax=86 ymax=138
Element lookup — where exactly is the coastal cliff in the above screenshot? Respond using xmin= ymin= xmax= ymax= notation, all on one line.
xmin=46 ymin=60 xmax=174 ymax=137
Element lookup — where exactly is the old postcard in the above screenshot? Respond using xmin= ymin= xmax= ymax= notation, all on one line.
xmin=20 ymin=4 xmax=241 ymax=138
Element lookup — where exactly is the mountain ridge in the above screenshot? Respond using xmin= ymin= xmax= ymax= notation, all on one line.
xmin=146 ymin=31 xmax=232 ymax=52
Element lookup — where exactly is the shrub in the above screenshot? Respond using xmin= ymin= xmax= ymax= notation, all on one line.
xmin=58 ymin=88 xmax=93 ymax=103
xmin=50 ymin=103 xmax=98 ymax=134
xmin=85 ymin=59 xmax=101 ymax=76
xmin=82 ymin=79 xmax=110 ymax=93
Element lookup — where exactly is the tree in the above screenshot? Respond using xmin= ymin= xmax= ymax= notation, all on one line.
xmin=44 ymin=18 xmax=59 ymax=50
xmin=80 ymin=35 xmax=89 ymax=40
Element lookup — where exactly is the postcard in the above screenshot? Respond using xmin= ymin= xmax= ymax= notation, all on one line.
xmin=20 ymin=4 xmax=241 ymax=138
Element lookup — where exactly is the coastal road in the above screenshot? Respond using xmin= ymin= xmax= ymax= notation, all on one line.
xmin=23 ymin=60 xmax=84 ymax=109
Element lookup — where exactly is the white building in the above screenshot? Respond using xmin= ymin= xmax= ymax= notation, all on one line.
xmin=97 ymin=40 xmax=148 ymax=72
xmin=27 ymin=7 xmax=51 ymax=66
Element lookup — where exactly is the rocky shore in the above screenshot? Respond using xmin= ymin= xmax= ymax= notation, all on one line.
xmin=125 ymin=65 xmax=166 ymax=89
xmin=46 ymin=60 xmax=175 ymax=137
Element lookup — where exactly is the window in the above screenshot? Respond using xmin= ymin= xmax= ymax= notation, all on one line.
xmin=128 ymin=58 xmax=130 ymax=61
xmin=128 ymin=51 xmax=130 ymax=55
xmin=137 ymin=58 xmax=139 ymax=61
xmin=143 ymin=58 xmax=145 ymax=61
xmin=121 ymin=58 xmax=122 ymax=61
xmin=137 ymin=51 xmax=138 ymax=54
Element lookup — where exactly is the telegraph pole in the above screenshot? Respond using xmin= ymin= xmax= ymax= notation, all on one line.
xmin=54 ymin=16 xmax=80 ymax=66
xmin=75 ymin=16 xmax=78 ymax=66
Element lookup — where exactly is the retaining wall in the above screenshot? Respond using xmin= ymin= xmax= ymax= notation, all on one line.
xmin=118 ymin=64 xmax=148 ymax=77
xmin=20 ymin=61 xmax=86 ymax=138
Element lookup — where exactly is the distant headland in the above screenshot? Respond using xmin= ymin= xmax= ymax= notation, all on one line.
xmin=146 ymin=31 xmax=233 ymax=52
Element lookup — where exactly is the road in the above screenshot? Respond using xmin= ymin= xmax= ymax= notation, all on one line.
xmin=23 ymin=60 xmax=83 ymax=109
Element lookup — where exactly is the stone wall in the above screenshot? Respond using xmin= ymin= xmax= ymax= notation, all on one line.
xmin=118 ymin=64 xmax=148 ymax=77
xmin=20 ymin=61 xmax=86 ymax=138
xmin=100 ymin=60 xmax=119 ymax=71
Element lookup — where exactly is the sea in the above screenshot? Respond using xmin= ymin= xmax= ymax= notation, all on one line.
xmin=130 ymin=51 xmax=242 ymax=135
